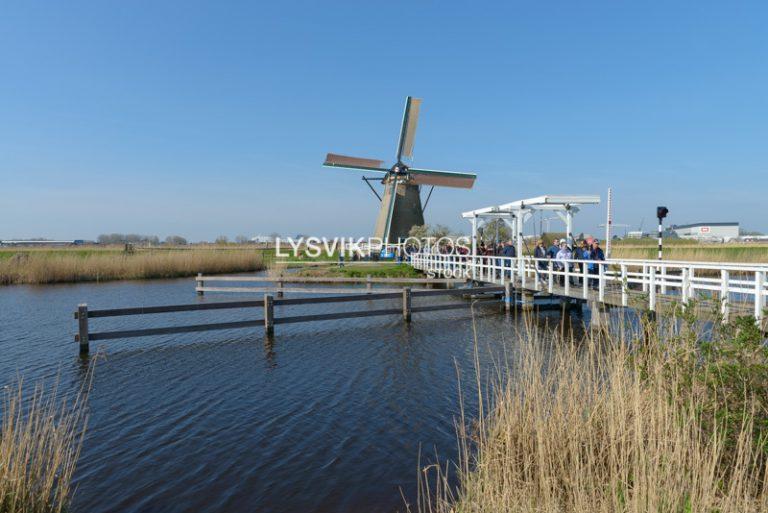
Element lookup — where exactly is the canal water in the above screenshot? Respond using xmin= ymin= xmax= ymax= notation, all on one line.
xmin=0 ymin=276 xmax=579 ymax=513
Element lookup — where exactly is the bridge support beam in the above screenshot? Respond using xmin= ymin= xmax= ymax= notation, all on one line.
xmin=504 ymin=279 xmax=513 ymax=312
xmin=589 ymin=300 xmax=609 ymax=332
xmin=720 ymin=270 xmax=730 ymax=324
xmin=470 ymin=216 xmax=477 ymax=280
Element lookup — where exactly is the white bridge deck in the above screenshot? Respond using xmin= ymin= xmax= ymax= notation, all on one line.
xmin=410 ymin=253 xmax=768 ymax=328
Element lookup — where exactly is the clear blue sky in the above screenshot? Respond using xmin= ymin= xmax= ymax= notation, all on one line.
xmin=2 ymin=1 xmax=767 ymax=241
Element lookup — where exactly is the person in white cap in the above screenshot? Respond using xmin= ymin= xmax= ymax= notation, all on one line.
xmin=556 ymin=240 xmax=573 ymax=285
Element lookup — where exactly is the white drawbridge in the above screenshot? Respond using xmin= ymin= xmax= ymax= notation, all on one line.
xmin=462 ymin=194 xmax=600 ymax=282
xmin=409 ymin=194 xmax=767 ymax=328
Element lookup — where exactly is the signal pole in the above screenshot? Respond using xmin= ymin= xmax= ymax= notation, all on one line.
xmin=657 ymin=206 xmax=669 ymax=260
xmin=605 ymin=188 xmax=613 ymax=259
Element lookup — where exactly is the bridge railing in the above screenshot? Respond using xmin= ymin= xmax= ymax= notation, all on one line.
xmin=409 ymin=252 xmax=767 ymax=323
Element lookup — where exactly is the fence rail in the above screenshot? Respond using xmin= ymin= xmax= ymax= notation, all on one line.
xmin=74 ymin=285 xmax=504 ymax=353
xmin=194 ymin=273 xmax=465 ymax=296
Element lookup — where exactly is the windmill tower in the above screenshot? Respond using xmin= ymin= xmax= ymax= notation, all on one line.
xmin=323 ymin=97 xmax=476 ymax=243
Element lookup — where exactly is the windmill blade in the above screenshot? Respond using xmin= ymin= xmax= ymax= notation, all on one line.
xmin=323 ymin=153 xmax=389 ymax=172
xmin=408 ymin=167 xmax=476 ymax=189
xmin=396 ymin=97 xmax=421 ymax=161
xmin=381 ymin=178 xmax=399 ymax=242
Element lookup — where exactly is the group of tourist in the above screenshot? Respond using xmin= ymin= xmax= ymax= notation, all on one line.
xmin=474 ymin=237 xmax=605 ymax=288
xmin=342 ymin=237 xmax=606 ymax=289
xmin=478 ymin=240 xmax=516 ymax=258
xmin=534 ymin=237 xmax=605 ymax=287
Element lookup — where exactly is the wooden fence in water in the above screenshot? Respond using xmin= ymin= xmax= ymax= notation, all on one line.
xmin=74 ymin=285 xmax=504 ymax=354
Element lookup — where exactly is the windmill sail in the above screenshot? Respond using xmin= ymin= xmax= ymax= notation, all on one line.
xmin=396 ymin=97 xmax=421 ymax=161
xmin=374 ymin=178 xmax=400 ymax=242
xmin=324 ymin=96 xmax=475 ymax=243
xmin=408 ymin=168 xmax=476 ymax=189
xmin=323 ymin=153 xmax=388 ymax=172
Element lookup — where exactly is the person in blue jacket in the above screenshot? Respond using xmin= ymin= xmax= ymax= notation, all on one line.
xmin=573 ymin=240 xmax=588 ymax=284
xmin=588 ymin=239 xmax=605 ymax=288
xmin=501 ymin=240 xmax=516 ymax=277
xmin=534 ymin=239 xmax=548 ymax=269
xmin=546 ymin=239 xmax=559 ymax=259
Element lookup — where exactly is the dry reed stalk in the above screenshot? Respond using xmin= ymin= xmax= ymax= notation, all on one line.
xmin=416 ymin=313 xmax=768 ymax=513
xmin=0 ymin=250 xmax=265 ymax=285
xmin=266 ymin=260 xmax=288 ymax=279
xmin=611 ymin=245 xmax=768 ymax=263
xmin=1 ymin=373 xmax=91 ymax=513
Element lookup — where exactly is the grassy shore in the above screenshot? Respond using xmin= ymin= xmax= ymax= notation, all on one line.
xmin=0 ymin=246 xmax=267 ymax=285
xmin=295 ymin=263 xmax=423 ymax=279
xmin=418 ymin=314 xmax=768 ymax=512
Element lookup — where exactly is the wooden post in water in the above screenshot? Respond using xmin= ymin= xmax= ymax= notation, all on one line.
xmin=197 ymin=273 xmax=204 ymax=296
xmin=366 ymin=274 xmax=372 ymax=294
xmin=277 ymin=275 xmax=284 ymax=298
xmin=264 ymin=294 xmax=274 ymax=335
xmin=402 ymin=287 xmax=412 ymax=323
xmin=77 ymin=304 xmax=89 ymax=354
xmin=504 ymin=279 xmax=513 ymax=312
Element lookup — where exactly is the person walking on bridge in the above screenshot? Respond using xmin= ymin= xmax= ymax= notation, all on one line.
xmin=533 ymin=239 xmax=548 ymax=285
xmin=574 ymin=240 xmax=589 ymax=285
xmin=534 ymin=239 xmax=547 ymax=269
xmin=556 ymin=241 xmax=573 ymax=286
xmin=588 ymin=239 xmax=605 ymax=289
xmin=502 ymin=240 xmax=516 ymax=278
xmin=547 ymin=239 xmax=559 ymax=259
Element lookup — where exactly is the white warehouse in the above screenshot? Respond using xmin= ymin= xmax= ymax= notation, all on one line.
xmin=671 ymin=222 xmax=739 ymax=242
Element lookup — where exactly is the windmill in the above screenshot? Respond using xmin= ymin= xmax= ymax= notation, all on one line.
xmin=323 ymin=97 xmax=477 ymax=243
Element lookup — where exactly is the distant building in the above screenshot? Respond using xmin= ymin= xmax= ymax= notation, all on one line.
xmin=0 ymin=240 xmax=84 ymax=246
xmin=250 ymin=235 xmax=274 ymax=244
xmin=626 ymin=231 xmax=649 ymax=239
xmin=671 ymin=222 xmax=739 ymax=242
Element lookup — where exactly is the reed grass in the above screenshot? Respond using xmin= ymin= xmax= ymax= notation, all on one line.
xmin=1 ymin=377 xmax=90 ymax=513
xmin=416 ymin=314 xmax=768 ymax=513
xmin=0 ymin=249 xmax=265 ymax=285
xmin=611 ymin=244 xmax=768 ymax=263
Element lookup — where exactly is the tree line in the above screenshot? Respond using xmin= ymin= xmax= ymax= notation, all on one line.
xmin=97 ymin=234 xmax=191 ymax=245
xmin=95 ymin=234 xmax=281 ymax=245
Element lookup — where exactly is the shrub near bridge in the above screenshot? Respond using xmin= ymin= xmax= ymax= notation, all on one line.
xmin=661 ymin=303 xmax=768 ymax=461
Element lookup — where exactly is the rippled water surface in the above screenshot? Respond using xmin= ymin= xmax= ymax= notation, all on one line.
xmin=0 ymin=275 xmax=576 ymax=513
